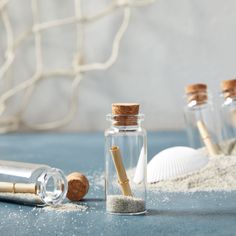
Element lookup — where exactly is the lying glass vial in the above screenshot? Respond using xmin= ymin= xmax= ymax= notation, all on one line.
xmin=0 ymin=160 xmax=68 ymax=206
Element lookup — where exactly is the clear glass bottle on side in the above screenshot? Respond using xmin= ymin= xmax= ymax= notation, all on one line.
xmin=0 ymin=160 xmax=68 ymax=206
xmin=105 ymin=103 xmax=147 ymax=215
xmin=184 ymin=84 xmax=221 ymax=156
xmin=219 ymin=79 xmax=236 ymax=154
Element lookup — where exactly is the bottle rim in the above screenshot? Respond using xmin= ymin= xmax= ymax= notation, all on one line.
xmin=183 ymin=90 xmax=212 ymax=107
xmin=106 ymin=113 xmax=145 ymax=121
xmin=220 ymin=89 xmax=236 ymax=100
xmin=37 ymin=168 xmax=68 ymax=205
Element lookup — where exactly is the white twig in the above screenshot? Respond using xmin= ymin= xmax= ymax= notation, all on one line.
xmin=0 ymin=0 xmax=10 ymax=10
xmin=0 ymin=7 xmax=14 ymax=80
xmin=79 ymin=7 xmax=131 ymax=72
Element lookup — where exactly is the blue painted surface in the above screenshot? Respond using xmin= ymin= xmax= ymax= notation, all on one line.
xmin=0 ymin=132 xmax=235 ymax=236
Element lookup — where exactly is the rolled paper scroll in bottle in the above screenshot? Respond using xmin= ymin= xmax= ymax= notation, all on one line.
xmin=0 ymin=182 xmax=36 ymax=194
xmin=197 ymin=120 xmax=219 ymax=156
xmin=110 ymin=146 xmax=133 ymax=197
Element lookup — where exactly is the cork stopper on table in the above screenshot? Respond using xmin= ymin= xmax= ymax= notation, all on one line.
xmin=221 ymin=79 xmax=236 ymax=98
xmin=112 ymin=103 xmax=140 ymax=126
xmin=66 ymin=172 xmax=89 ymax=201
xmin=185 ymin=84 xmax=208 ymax=105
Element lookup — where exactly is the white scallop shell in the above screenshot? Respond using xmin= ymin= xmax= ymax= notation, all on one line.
xmin=147 ymin=146 xmax=208 ymax=183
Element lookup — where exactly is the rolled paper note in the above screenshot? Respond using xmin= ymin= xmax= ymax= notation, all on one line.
xmin=0 ymin=182 xmax=36 ymax=194
xmin=110 ymin=146 xmax=133 ymax=196
xmin=197 ymin=120 xmax=219 ymax=156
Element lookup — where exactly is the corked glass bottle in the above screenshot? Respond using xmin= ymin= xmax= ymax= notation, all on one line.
xmin=0 ymin=160 xmax=68 ymax=206
xmin=184 ymin=84 xmax=221 ymax=156
xmin=105 ymin=103 xmax=147 ymax=215
xmin=220 ymin=79 xmax=236 ymax=150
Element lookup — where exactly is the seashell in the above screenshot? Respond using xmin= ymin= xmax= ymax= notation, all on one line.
xmin=147 ymin=146 xmax=208 ymax=183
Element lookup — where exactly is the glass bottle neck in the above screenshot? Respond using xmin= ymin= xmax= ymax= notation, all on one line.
xmin=36 ymin=168 xmax=68 ymax=205
xmin=110 ymin=123 xmax=142 ymax=131
xmin=222 ymin=90 xmax=236 ymax=103
xmin=106 ymin=114 xmax=144 ymax=131
xmin=185 ymin=91 xmax=209 ymax=108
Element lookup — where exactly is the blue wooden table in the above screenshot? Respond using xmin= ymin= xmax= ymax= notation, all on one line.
xmin=0 ymin=132 xmax=235 ymax=236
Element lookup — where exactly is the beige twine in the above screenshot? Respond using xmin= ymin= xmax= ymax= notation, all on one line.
xmin=0 ymin=0 xmax=155 ymax=132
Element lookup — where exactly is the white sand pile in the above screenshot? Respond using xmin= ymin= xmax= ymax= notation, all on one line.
xmin=150 ymin=140 xmax=236 ymax=192
xmin=43 ymin=203 xmax=88 ymax=213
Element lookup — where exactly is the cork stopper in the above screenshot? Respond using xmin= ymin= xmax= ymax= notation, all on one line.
xmin=185 ymin=83 xmax=208 ymax=105
xmin=66 ymin=172 xmax=89 ymax=201
xmin=221 ymin=79 xmax=236 ymax=98
xmin=112 ymin=103 xmax=140 ymax=126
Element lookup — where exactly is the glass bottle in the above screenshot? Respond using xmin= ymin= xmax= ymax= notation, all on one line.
xmin=219 ymin=79 xmax=236 ymax=154
xmin=0 ymin=160 xmax=68 ymax=206
xmin=105 ymin=103 xmax=147 ymax=215
xmin=184 ymin=84 xmax=221 ymax=156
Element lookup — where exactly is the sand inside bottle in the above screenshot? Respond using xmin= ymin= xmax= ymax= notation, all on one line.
xmin=106 ymin=195 xmax=145 ymax=214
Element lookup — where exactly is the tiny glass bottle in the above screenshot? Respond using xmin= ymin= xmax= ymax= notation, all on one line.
xmin=184 ymin=84 xmax=221 ymax=156
xmin=105 ymin=103 xmax=147 ymax=215
xmin=0 ymin=160 xmax=68 ymax=206
xmin=219 ymin=79 xmax=236 ymax=151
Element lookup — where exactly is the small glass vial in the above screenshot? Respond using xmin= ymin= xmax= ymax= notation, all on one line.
xmin=105 ymin=103 xmax=147 ymax=215
xmin=0 ymin=160 xmax=68 ymax=206
xmin=184 ymin=84 xmax=221 ymax=156
xmin=220 ymin=79 xmax=236 ymax=145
